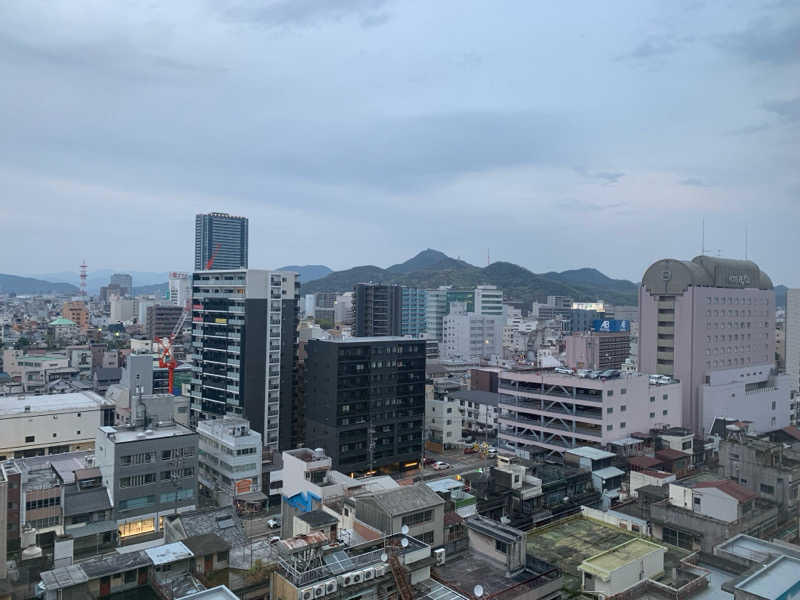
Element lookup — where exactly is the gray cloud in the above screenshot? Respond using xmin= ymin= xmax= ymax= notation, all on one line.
xmin=763 ymin=97 xmax=800 ymax=122
xmin=725 ymin=122 xmax=770 ymax=136
xmin=714 ymin=18 xmax=800 ymax=65
xmin=222 ymin=0 xmax=390 ymax=28
xmin=559 ymin=198 xmax=627 ymax=212
xmin=680 ymin=177 xmax=709 ymax=187
xmin=574 ymin=168 xmax=625 ymax=184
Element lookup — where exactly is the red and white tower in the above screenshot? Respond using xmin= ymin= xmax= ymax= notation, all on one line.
xmin=80 ymin=260 xmax=88 ymax=297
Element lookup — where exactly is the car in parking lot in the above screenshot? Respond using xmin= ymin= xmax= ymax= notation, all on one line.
xmin=554 ymin=367 xmax=574 ymax=375
xmin=433 ymin=461 xmax=451 ymax=470
xmin=576 ymin=369 xmax=591 ymax=378
xmin=464 ymin=446 xmax=477 ymax=454
xmin=267 ymin=517 xmax=280 ymax=528
xmin=588 ymin=370 xmax=603 ymax=379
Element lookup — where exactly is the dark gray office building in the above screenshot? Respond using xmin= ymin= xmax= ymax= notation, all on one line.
xmin=304 ymin=337 xmax=425 ymax=474
xmin=190 ymin=269 xmax=299 ymax=451
xmin=194 ymin=212 xmax=249 ymax=271
xmin=145 ymin=304 xmax=184 ymax=340
xmin=353 ymin=283 xmax=402 ymax=337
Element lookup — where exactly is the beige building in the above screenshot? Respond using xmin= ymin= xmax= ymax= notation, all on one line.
xmin=61 ymin=301 xmax=90 ymax=333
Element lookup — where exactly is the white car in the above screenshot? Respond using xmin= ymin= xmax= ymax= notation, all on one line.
xmin=433 ymin=461 xmax=451 ymax=470
xmin=577 ymin=369 xmax=591 ymax=378
xmin=269 ymin=535 xmax=281 ymax=544
xmin=267 ymin=518 xmax=280 ymax=528
xmin=554 ymin=367 xmax=573 ymax=375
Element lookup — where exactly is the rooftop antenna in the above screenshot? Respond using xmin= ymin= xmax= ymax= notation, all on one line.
xmin=487 ymin=248 xmax=490 ymax=267
xmin=80 ymin=260 xmax=88 ymax=297
xmin=745 ymin=226 xmax=749 ymax=260
xmin=701 ymin=217 xmax=706 ymax=255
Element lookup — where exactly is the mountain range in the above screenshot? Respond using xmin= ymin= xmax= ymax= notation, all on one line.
xmin=0 ymin=274 xmax=79 ymax=295
xmin=301 ymin=249 xmax=641 ymax=306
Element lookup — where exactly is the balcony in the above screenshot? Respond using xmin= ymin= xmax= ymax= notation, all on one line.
xmin=227 ymin=384 xmax=240 ymax=393
xmin=227 ymin=359 xmax=240 ymax=367
xmin=228 ymin=333 xmax=241 ymax=341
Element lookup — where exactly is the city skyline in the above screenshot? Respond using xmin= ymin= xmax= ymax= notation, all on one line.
xmin=0 ymin=1 xmax=798 ymax=285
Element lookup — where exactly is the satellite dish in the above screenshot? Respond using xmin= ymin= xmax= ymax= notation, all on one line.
xmin=401 ymin=524 xmax=409 ymax=535
xmin=401 ymin=538 xmax=409 ymax=548
xmin=381 ymin=552 xmax=388 ymax=562
xmin=474 ymin=584 xmax=484 ymax=597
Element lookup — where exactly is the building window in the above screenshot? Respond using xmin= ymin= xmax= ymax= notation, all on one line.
xmin=25 ymin=436 xmax=34 ymax=443
xmin=607 ymin=391 xmax=614 ymax=397
xmin=620 ymin=422 xmax=626 ymax=429
xmin=118 ymin=518 xmax=155 ymax=538
xmin=607 ymin=425 xmax=613 ymax=431
xmin=607 ymin=407 xmax=613 ymax=414
xmin=495 ymin=540 xmax=508 ymax=554
xmin=662 ymin=409 xmax=668 ymax=416
xmin=401 ymin=510 xmax=433 ymax=527
xmin=650 ymin=412 xmax=655 ymax=418
xmin=620 ymin=405 xmax=626 ymax=412
xmin=662 ymin=394 xmax=668 ymax=400
xmin=620 ymin=388 xmax=627 ymax=395
xmin=650 ymin=396 xmax=655 ymax=402
xmin=760 ymin=483 xmax=775 ymax=495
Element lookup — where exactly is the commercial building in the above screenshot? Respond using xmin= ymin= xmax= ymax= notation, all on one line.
xmin=400 ymin=286 xmax=427 ymax=336
xmin=189 ymin=269 xmax=298 ymax=450
xmin=61 ymin=301 xmax=89 ymax=332
xmin=0 ymin=391 xmax=115 ymax=460
xmin=442 ymin=302 xmax=504 ymax=362
xmin=352 ymin=283 xmax=401 ymax=337
xmin=333 ymin=292 xmax=353 ymax=326
xmin=353 ymin=483 xmax=445 ymax=547
xmin=169 ymin=272 xmax=191 ymax=308
xmin=311 ymin=292 xmax=337 ymax=325
xmin=304 ymin=337 xmax=426 ymax=473
xmin=639 ymin=255 xmax=778 ymax=432
xmin=426 ymin=286 xmax=503 ymax=340
xmin=110 ymin=296 xmax=135 ymax=323
xmin=565 ymin=331 xmax=630 ymax=371
xmin=110 ymin=273 xmax=133 ymax=296
xmin=196 ymin=416 xmax=262 ymax=506
xmin=95 ymin=422 xmax=198 ymax=541
xmin=145 ymin=304 xmax=184 ymax=340
xmin=450 ymin=389 xmax=500 ymax=436
xmin=786 ymin=289 xmax=800 ymax=392
xmin=497 ymin=371 xmax=682 ymax=454
xmin=194 ymin=212 xmax=249 ymax=271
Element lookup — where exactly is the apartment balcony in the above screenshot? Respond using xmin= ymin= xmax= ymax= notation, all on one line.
xmin=226 ymin=384 xmax=240 ymax=393
xmin=229 ymin=306 xmax=245 ymax=314
xmin=657 ymin=351 xmax=675 ymax=361
xmin=657 ymin=326 xmax=674 ymax=335
xmin=228 ymin=346 xmax=241 ymax=354
xmin=191 ymin=378 xmax=202 ymax=385
xmin=228 ymin=333 xmax=241 ymax=341
xmin=227 ymin=359 xmax=240 ymax=367
xmin=229 ymin=318 xmax=244 ymax=326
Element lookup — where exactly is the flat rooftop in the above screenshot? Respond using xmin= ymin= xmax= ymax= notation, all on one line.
xmin=527 ymin=516 xmax=689 ymax=589
xmin=321 ymin=336 xmax=423 ymax=344
xmin=566 ymin=447 xmax=615 ymax=461
xmin=735 ymin=555 xmax=800 ymax=600
xmin=177 ymin=586 xmax=240 ymax=600
xmin=434 ymin=549 xmax=559 ymax=598
xmin=145 ymin=542 xmax=194 ymax=565
xmin=100 ymin=423 xmax=195 ymax=442
xmin=0 ymin=391 xmax=110 ymax=416
xmin=580 ymin=539 xmax=665 ymax=577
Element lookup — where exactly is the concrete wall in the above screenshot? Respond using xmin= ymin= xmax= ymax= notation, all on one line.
xmin=630 ymin=470 xmax=675 ymax=496
xmin=701 ymin=371 xmax=791 ymax=433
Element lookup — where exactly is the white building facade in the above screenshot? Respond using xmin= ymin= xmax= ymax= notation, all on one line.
xmin=442 ymin=302 xmax=504 ymax=362
xmin=197 ymin=416 xmax=262 ymax=505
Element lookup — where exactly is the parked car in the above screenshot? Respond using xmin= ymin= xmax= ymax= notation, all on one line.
xmin=464 ymin=446 xmax=477 ymax=454
xmin=269 ymin=536 xmax=281 ymax=544
xmin=554 ymin=367 xmax=573 ymax=375
xmin=423 ymin=457 xmax=436 ymax=465
xmin=576 ymin=369 xmax=591 ymax=378
xmin=267 ymin=517 xmax=280 ymax=528
xmin=588 ymin=370 xmax=603 ymax=379
xmin=433 ymin=461 xmax=451 ymax=470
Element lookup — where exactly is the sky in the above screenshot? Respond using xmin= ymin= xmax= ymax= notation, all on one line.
xmin=1 ymin=1 xmax=798 ymax=284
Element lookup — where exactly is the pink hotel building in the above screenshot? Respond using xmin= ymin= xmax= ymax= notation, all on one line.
xmin=639 ymin=256 xmax=790 ymax=434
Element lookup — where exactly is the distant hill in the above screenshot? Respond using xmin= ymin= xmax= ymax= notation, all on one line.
xmin=35 ymin=269 xmax=170 ymax=294
xmin=0 ymin=274 xmax=79 ymax=295
xmin=277 ymin=265 xmax=332 ymax=283
xmin=301 ymin=250 xmax=641 ymax=306
xmin=134 ymin=282 xmax=170 ymax=297
xmin=776 ymin=285 xmax=787 ymax=308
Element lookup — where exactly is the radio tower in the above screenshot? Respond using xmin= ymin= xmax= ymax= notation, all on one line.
xmin=80 ymin=260 xmax=88 ymax=297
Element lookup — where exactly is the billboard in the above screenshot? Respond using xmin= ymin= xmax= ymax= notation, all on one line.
xmin=593 ymin=319 xmax=630 ymax=333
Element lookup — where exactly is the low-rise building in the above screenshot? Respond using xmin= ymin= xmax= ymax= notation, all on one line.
xmin=450 ymin=389 xmax=499 ymax=436
xmin=0 ymin=391 xmax=115 ymax=460
xmin=95 ymin=422 xmax=198 ymax=542
xmin=579 ymin=538 xmax=666 ymax=597
xmin=425 ymin=393 xmax=462 ymax=451
xmin=197 ymin=416 xmax=262 ymax=506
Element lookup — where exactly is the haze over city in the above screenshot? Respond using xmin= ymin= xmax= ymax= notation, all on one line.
xmin=1 ymin=1 xmax=799 ymax=284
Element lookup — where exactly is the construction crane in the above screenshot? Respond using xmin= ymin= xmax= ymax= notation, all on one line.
xmin=205 ymin=242 xmax=221 ymax=270
xmin=155 ymin=304 xmax=190 ymax=395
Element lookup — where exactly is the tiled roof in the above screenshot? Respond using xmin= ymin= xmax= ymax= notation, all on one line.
xmin=781 ymin=426 xmax=800 ymax=441
xmin=628 ymin=456 xmax=662 ymax=468
xmin=655 ymin=448 xmax=690 ymax=461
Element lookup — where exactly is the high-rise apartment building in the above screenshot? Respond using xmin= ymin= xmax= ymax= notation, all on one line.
xmin=110 ymin=273 xmax=133 ymax=296
xmin=194 ymin=212 xmax=249 ymax=271
xmin=400 ymin=287 xmax=427 ymax=336
xmin=474 ymin=285 xmax=503 ymax=317
xmin=189 ymin=269 xmax=298 ymax=450
xmin=442 ymin=302 xmax=504 ymax=362
xmin=168 ymin=272 xmax=191 ymax=308
xmin=304 ymin=337 xmax=426 ymax=473
xmin=313 ymin=292 xmax=337 ymax=325
xmin=640 ymin=256 xmax=787 ymax=433
xmin=425 ymin=286 xmax=502 ymax=340
xmin=352 ymin=283 xmax=402 ymax=337
xmin=61 ymin=301 xmax=89 ymax=333
xmin=786 ymin=289 xmax=800 ymax=392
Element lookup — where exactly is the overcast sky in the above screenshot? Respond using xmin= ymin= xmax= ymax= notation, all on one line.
xmin=1 ymin=1 xmax=798 ymax=284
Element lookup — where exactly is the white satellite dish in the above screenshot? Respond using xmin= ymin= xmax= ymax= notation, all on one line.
xmin=474 ymin=584 xmax=484 ymax=598
xmin=381 ymin=552 xmax=388 ymax=562
xmin=401 ymin=525 xmax=409 ymax=535
xmin=401 ymin=538 xmax=409 ymax=548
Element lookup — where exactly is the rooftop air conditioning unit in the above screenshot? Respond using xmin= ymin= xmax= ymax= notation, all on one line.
xmin=361 ymin=567 xmax=375 ymax=581
xmin=314 ymin=583 xmax=325 ymax=598
xmin=338 ymin=574 xmax=352 ymax=587
xmin=324 ymin=579 xmax=337 ymax=594
xmin=299 ymin=587 xmax=314 ymax=600
xmin=351 ymin=571 xmax=363 ymax=585
xmin=434 ymin=548 xmax=446 ymax=565
xmin=374 ymin=564 xmax=388 ymax=577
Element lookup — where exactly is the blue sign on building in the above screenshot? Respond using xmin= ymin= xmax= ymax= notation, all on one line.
xmin=593 ymin=319 xmax=630 ymax=332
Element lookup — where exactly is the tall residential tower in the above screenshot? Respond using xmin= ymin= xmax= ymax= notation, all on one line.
xmin=189 ymin=269 xmax=298 ymax=450
xmin=194 ymin=212 xmax=249 ymax=271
